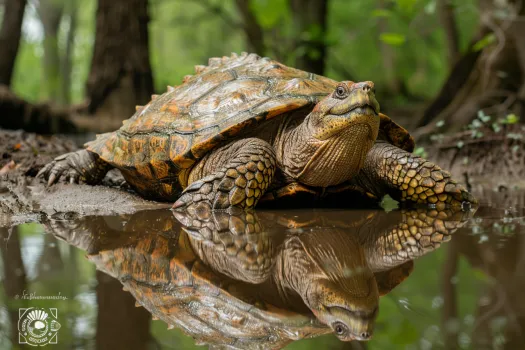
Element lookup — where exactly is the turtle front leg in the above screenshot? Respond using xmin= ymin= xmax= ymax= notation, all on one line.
xmin=37 ymin=150 xmax=111 ymax=186
xmin=173 ymin=138 xmax=277 ymax=210
xmin=354 ymin=141 xmax=477 ymax=209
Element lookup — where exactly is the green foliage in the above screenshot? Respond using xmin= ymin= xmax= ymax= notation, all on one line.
xmin=414 ymin=146 xmax=428 ymax=158
xmin=380 ymin=194 xmax=399 ymax=212
xmin=395 ymin=0 xmax=419 ymax=16
xmin=379 ymin=32 xmax=406 ymax=46
xmin=7 ymin=0 xmax=481 ymax=105
xmin=472 ymin=33 xmax=496 ymax=52
xmin=11 ymin=0 xmax=95 ymax=103
xmin=501 ymin=113 xmax=519 ymax=124
xmin=250 ymin=0 xmax=289 ymax=29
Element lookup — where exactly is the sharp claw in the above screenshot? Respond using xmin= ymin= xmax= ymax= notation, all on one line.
xmin=172 ymin=199 xmax=186 ymax=209
xmin=36 ymin=164 xmax=51 ymax=178
xmin=47 ymin=174 xmax=57 ymax=186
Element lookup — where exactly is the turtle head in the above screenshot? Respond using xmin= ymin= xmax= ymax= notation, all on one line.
xmin=280 ymin=230 xmax=379 ymax=341
xmin=306 ymin=276 xmax=379 ymax=341
xmin=308 ymin=81 xmax=380 ymax=141
xmin=284 ymin=81 xmax=381 ymax=187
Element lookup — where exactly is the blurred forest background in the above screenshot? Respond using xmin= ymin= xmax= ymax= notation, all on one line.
xmin=1 ymin=1 xmax=525 ymax=350
xmin=0 ymin=0 xmax=523 ymax=139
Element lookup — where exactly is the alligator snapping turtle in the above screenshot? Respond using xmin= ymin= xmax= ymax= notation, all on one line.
xmin=39 ymin=52 xmax=475 ymax=209
xmin=47 ymin=206 xmax=471 ymax=348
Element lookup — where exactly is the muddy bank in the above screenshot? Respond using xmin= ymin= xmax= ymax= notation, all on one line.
xmin=424 ymin=124 xmax=525 ymax=188
xmin=0 ymin=129 xmax=169 ymax=227
xmin=2 ymin=127 xmax=525 ymax=227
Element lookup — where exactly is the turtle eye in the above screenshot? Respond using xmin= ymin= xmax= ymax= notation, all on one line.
xmin=333 ymin=322 xmax=348 ymax=336
xmin=334 ymin=85 xmax=348 ymax=99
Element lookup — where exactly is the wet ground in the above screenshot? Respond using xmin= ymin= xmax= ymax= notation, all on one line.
xmin=1 ymin=129 xmax=525 ymax=349
xmin=1 ymin=185 xmax=525 ymax=349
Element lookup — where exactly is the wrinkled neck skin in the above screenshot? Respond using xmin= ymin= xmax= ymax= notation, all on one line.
xmin=275 ymin=112 xmax=377 ymax=188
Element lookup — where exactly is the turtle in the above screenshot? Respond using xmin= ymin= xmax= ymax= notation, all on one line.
xmin=46 ymin=205 xmax=471 ymax=347
xmin=38 ymin=52 xmax=476 ymax=210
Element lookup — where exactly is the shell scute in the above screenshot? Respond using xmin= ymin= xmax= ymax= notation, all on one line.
xmin=378 ymin=113 xmax=415 ymax=152
xmin=250 ymin=97 xmax=311 ymax=120
xmin=191 ymin=128 xmax=226 ymax=159
xmin=194 ymin=79 xmax=268 ymax=116
xmin=271 ymin=77 xmax=336 ymax=96
xmin=112 ymin=137 xmax=132 ymax=167
xmin=169 ymin=134 xmax=193 ymax=168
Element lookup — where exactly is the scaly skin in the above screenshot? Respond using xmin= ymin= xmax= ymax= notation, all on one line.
xmin=173 ymin=138 xmax=277 ymax=210
xmin=172 ymin=204 xmax=473 ymax=342
xmin=354 ymin=141 xmax=477 ymax=209
xmin=37 ymin=150 xmax=111 ymax=185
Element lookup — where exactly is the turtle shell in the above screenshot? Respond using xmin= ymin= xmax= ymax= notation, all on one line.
xmin=85 ymin=52 xmax=414 ymax=199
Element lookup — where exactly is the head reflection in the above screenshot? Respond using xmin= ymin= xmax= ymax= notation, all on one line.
xmin=47 ymin=205 xmax=472 ymax=348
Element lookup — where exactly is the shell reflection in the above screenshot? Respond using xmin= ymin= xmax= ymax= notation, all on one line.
xmin=46 ymin=205 xmax=472 ymax=349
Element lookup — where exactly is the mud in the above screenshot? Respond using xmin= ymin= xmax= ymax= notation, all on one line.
xmin=0 ymin=129 xmax=169 ymax=227
xmin=425 ymin=124 xmax=525 ymax=188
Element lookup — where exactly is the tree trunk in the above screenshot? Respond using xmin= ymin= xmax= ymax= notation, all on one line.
xmin=416 ymin=0 xmax=524 ymax=136
xmin=289 ymin=0 xmax=328 ymax=75
xmin=235 ymin=0 xmax=266 ymax=55
xmin=441 ymin=241 xmax=459 ymax=349
xmin=38 ymin=0 xmax=64 ymax=104
xmin=0 ymin=84 xmax=80 ymax=133
xmin=61 ymin=0 xmax=77 ymax=104
xmin=95 ymin=271 xmax=152 ymax=350
xmin=437 ymin=0 xmax=460 ymax=68
xmin=85 ymin=0 xmax=154 ymax=132
xmin=377 ymin=0 xmax=401 ymax=95
xmin=0 ymin=0 xmax=26 ymax=87
xmin=1 ymin=227 xmax=28 ymax=346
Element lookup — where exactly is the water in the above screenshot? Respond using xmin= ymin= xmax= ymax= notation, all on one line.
xmin=1 ymin=189 xmax=525 ymax=349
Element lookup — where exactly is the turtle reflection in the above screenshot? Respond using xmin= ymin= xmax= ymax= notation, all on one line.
xmin=46 ymin=206 xmax=472 ymax=349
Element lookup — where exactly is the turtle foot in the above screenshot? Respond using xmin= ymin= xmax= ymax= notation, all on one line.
xmin=37 ymin=150 xmax=110 ymax=186
xmin=173 ymin=143 xmax=276 ymax=210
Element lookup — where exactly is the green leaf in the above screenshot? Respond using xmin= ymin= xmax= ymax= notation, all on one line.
xmin=436 ymin=120 xmax=445 ymax=128
xmin=470 ymin=119 xmax=482 ymax=129
xmin=372 ymin=9 xmax=391 ymax=17
xmin=503 ymin=113 xmax=519 ymax=124
xmin=424 ymin=0 xmax=436 ymax=14
xmin=414 ymin=146 xmax=428 ymax=158
xmin=395 ymin=0 xmax=418 ymax=15
xmin=379 ymin=33 xmax=406 ymax=46
xmin=472 ymin=33 xmax=496 ymax=52
xmin=250 ymin=0 xmax=289 ymax=29
xmin=477 ymin=110 xmax=491 ymax=122
xmin=380 ymin=194 xmax=399 ymax=213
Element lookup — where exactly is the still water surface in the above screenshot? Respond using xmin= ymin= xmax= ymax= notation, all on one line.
xmin=1 ymin=190 xmax=524 ymax=349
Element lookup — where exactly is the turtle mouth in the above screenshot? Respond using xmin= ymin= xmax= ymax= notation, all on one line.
xmin=329 ymin=102 xmax=378 ymax=116
xmin=349 ymin=103 xmax=378 ymax=115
